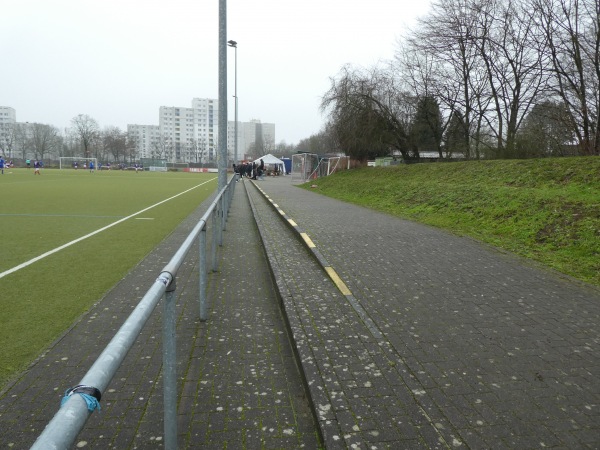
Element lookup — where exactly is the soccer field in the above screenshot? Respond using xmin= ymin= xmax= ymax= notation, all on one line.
xmin=0 ymin=168 xmax=218 ymax=389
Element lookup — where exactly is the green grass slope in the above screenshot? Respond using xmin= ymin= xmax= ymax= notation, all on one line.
xmin=301 ymin=157 xmax=600 ymax=287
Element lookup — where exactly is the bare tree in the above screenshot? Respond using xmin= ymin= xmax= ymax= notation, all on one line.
xmin=13 ymin=123 xmax=31 ymax=161
xmin=406 ymin=0 xmax=486 ymax=159
xmin=102 ymin=126 xmax=127 ymax=162
xmin=530 ymin=0 xmax=600 ymax=154
xmin=186 ymin=137 xmax=208 ymax=163
xmin=472 ymin=0 xmax=548 ymax=157
xmin=71 ymin=114 xmax=99 ymax=158
xmin=0 ymin=123 xmax=16 ymax=159
xmin=295 ymin=131 xmax=333 ymax=155
xmin=321 ymin=65 xmax=413 ymax=161
xmin=62 ymin=128 xmax=81 ymax=158
xmin=30 ymin=123 xmax=60 ymax=161
xmin=274 ymin=140 xmax=298 ymax=158
xmin=395 ymin=47 xmax=457 ymax=158
xmin=125 ymin=133 xmax=139 ymax=164
xmin=151 ymin=135 xmax=173 ymax=160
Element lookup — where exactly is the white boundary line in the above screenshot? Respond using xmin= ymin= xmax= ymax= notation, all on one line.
xmin=0 ymin=178 xmax=217 ymax=280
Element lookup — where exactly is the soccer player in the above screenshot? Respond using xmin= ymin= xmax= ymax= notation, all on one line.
xmin=0 ymin=156 xmax=5 ymax=174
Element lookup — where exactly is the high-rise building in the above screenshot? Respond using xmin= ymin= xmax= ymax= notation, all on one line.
xmin=127 ymin=98 xmax=274 ymax=164
xmin=0 ymin=107 xmax=16 ymax=157
xmin=159 ymin=98 xmax=218 ymax=163
xmin=159 ymin=105 xmax=195 ymax=162
xmin=127 ymin=124 xmax=160 ymax=160
xmin=0 ymin=106 xmax=16 ymax=126
xmin=238 ymin=120 xmax=275 ymax=160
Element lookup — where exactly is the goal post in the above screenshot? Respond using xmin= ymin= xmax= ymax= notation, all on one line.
xmin=291 ymin=153 xmax=319 ymax=183
xmin=59 ymin=157 xmax=98 ymax=170
xmin=141 ymin=158 xmax=167 ymax=172
xmin=291 ymin=153 xmax=351 ymax=183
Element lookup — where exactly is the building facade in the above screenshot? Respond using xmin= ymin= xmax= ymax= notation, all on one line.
xmin=0 ymin=106 xmax=16 ymax=127
xmin=228 ymin=119 xmax=276 ymax=162
xmin=237 ymin=120 xmax=273 ymax=160
xmin=128 ymin=98 xmax=274 ymax=164
xmin=159 ymin=99 xmax=218 ymax=163
xmin=3 ymin=100 xmax=275 ymax=164
xmin=126 ymin=124 xmax=160 ymax=160
xmin=0 ymin=106 xmax=16 ymax=157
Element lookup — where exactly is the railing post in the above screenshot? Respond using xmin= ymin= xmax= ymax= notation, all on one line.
xmin=163 ymin=278 xmax=178 ymax=450
xmin=199 ymin=228 xmax=208 ymax=321
xmin=223 ymin=185 xmax=229 ymax=230
xmin=229 ymin=179 xmax=236 ymax=211
xmin=219 ymin=196 xmax=225 ymax=245
xmin=211 ymin=208 xmax=218 ymax=271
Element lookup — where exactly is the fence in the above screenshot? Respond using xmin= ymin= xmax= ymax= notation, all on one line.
xmin=30 ymin=175 xmax=238 ymax=450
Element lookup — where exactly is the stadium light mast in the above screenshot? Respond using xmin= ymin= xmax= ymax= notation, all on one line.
xmin=217 ymin=0 xmax=228 ymax=192
xmin=227 ymin=40 xmax=238 ymax=165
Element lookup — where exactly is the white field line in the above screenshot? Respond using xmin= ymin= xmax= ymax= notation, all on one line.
xmin=0 ymin=178 xmax=216 ymax=280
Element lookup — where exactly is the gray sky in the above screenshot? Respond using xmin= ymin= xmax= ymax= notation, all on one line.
xmin=2 ymin=0 xmax=431 ymax=145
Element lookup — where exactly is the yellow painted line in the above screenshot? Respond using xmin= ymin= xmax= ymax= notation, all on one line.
xmin=273 ymin=203 xmax=279 ymax=208
xmin=278 ymin=209 xmax=286 ymax=216
xmin=300 ymin=232 xmax=316 ymax=248
xmin=288 ymin=219 xmax=298 ymax=227
xmin=324 ymin=267 xmax=352 ymax=296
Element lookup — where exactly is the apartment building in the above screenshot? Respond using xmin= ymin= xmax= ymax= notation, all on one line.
xmin=0 ymin=106 xmax=16 ymax=126
xmin=126 ymin=124 xmax=160 ymax=159
xmin=237 ymin=120 xmax=276 ymax=160
xmin=0 ymin=107 xmax=16 ymax=154
xmin=128 ymin=98 xmax=274 ymax=164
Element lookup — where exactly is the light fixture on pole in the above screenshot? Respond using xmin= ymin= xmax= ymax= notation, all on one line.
xmin=217 ymin=0 xmax=227 ymax=192
xmin=227 ymin=40 xmax=238 ymax=165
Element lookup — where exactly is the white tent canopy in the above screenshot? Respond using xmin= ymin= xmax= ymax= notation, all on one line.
xmin=253 ymin=154 xmax=285 ymax=174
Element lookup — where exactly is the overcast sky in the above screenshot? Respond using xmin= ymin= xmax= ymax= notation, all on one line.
xmin=2 ymin=0 xmax=431 ymax=145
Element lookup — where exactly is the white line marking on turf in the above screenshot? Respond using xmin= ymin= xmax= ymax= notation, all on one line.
xmin=0 ymin=178 xmax=216 ymax=280
xmin=0 ymin=214 xmax=125 ymax=219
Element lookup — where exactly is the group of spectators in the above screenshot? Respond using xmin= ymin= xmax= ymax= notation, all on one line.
xmin=233 ymin=159 xmax=264 ymax=181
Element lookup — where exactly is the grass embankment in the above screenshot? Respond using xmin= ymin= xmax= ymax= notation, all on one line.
xmin=301 ymin=157 xmax=600 ymax=287
xmin=0 ymin=169 xmax=217 ymax=390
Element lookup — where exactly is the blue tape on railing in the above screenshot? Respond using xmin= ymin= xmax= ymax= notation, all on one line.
xmin=61 ymin=385 xmax=102 ymax=412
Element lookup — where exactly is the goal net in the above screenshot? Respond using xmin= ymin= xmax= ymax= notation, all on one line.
xmin=291 ymin=153 xmax=350 ymax=183
xmin=291 ymin=153 xmax=319 ymax=183
xmin=59 ymin=157 xmax=98 ymax=170
xmin=315 ymin=156 xmax=350 ymax=177
xmin=141 ymin=158 xmax=167 ymax=172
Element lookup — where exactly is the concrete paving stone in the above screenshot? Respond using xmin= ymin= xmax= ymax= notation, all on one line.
xmin=249 ymin=175 xmax=600 ymax=448
xmin=459 ymin=429 xmax=503 ymax=449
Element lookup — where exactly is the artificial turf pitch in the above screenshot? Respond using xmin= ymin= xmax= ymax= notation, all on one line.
xmin=0 ymin=168 xmax=218 ymax=389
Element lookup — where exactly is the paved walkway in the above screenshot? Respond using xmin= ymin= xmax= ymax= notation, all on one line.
xmin=1 ymin=174 xmax=599 ymax=449
xmin=246 ymin=175 xmax=600 ymax=449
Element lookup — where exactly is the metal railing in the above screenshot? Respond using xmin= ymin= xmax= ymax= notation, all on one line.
xmin=31 ymin=175 xmax=238 ymax=450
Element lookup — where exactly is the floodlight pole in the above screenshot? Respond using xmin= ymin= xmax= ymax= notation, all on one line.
xmin=227 ymin=40 xmax=238 ymax=165
xmin=217 ymin=0 xmax=228 ymax=192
